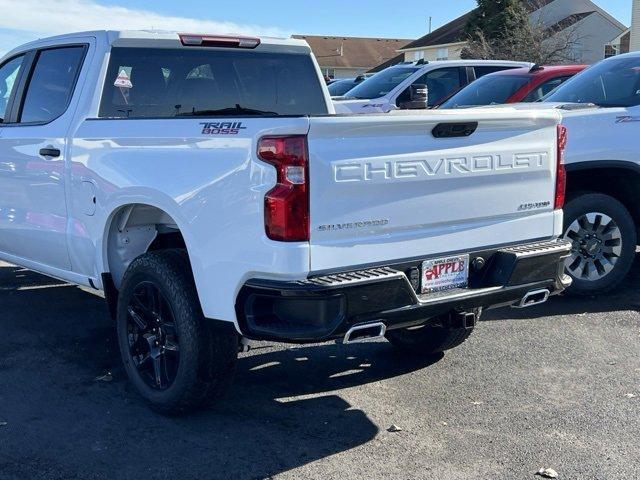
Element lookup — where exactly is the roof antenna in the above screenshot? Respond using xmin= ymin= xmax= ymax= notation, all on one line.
xmin=428 ymin=17 xmax=432 ymax=34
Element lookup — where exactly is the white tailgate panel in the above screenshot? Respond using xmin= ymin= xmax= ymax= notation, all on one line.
xmin=308 ymin=110 xmax=561 ymax=272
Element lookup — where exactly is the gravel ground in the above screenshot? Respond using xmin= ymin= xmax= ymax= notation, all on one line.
xmin=0 ymin=259 xmax=638 ymax=480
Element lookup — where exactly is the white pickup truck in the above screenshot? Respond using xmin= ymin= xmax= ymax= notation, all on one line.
xmin=0 ymin=30 xmax=571 ymax=413
xmin=485 ymin=52 xmax=640 ymax=296
xmin=543 ymin=52 xmax=640 ymax=295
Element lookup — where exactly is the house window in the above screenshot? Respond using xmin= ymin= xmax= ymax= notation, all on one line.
xmin=436 ymin=47 xmax=449 ymax=60
xmin=604 ymin=44 xmax=619 ymax=58
xmin=412 ymin=51 xmax=425 ymax=61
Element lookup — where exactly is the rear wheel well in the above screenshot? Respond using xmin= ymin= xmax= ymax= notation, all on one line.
xmin=106 ymin=204 xmax=189 ymax=290
xmin=566 ymin=166 xmax=640 ymax=239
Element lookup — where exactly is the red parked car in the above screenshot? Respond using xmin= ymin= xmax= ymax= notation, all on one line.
xmin=437 ymin=64 xmax=587 ymax=108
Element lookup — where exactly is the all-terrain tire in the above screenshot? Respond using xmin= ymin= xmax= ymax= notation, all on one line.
xmin=563 ymin=193 xmax=636 ymax=296
xmin=116 ymin=249 xmax=237 ymax=414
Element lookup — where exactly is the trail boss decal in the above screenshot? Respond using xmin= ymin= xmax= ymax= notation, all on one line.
xmin=200 ymin=122 xmax=247 ymax=135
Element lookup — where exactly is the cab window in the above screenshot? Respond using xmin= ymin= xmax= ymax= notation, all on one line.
xmin=99 ymin=47 xmax=329 ymax=118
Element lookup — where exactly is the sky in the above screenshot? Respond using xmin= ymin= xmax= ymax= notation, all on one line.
xmin=0 ymin=0 xmax=633 ymax=55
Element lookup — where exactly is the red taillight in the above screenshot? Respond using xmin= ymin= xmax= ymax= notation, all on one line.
xmin=258 ymin=136 xmax=309 ymax=242
xmin=555 ymin=125 xmax=567 ymax=209
xmin=178 ymin=33 xmax=260 ymax=49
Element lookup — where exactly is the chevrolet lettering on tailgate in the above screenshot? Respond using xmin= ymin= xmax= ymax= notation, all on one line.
xmin=334 ymin=153 xmax=548 ymax=183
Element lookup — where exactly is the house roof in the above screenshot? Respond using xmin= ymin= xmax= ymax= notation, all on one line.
xmin=293 ymin=35 xmax=413 ymax=69
xmin=400 ymin=12 xmax=473 ymax=50
xmin=546 ymin=11 xmax=595 ymax=34
xmin=399 ymin=0 xmax=620 ymax=51
xmin=367 ymin=53 xmax=405 ymax=73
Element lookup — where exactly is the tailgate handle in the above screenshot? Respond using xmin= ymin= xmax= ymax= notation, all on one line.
xmin=432 ymin=122 xmax=478 ymax=138
xmin=39 ymin=148 xmax=61 ymax=158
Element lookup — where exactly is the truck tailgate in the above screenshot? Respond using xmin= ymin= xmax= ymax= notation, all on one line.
xmin=307 ymin=109 xmax=563 ymax=272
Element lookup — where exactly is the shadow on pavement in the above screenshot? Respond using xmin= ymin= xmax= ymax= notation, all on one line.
xmin=0 ymin=263 xmax=440 ymax=480
xmin=484 ymin=254 xmax=640 ymax=322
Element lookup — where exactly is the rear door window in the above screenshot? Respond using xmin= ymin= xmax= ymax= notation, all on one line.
xmin=99 ymin=47 xmax=329 ymax=118
xmin=522 ymin=76 xmax=571 ymax=102
xmin=19 ymin=46 xmax=86 ymax=124
xmin=0 ymin=55 xmax=25 ymax=122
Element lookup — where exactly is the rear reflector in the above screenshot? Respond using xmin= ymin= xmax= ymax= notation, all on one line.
xmin=258 ymin=136 xmax=309 ymax=242
xmin=178 ymin=33 xmax=260 ymax=49
xmin=555 ymin=125 xmax=567 ymax=210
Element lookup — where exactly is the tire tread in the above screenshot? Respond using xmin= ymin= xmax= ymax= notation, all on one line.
xmin=117 ymin=249 xmax=237 ymax=415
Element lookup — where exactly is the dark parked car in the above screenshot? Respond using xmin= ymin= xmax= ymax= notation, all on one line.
xmin=328 ymin=75 xmax=367 ymax=97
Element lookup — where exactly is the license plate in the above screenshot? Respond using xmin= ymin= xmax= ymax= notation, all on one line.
xmin=421 ymin=254 xmax=469 ymax=294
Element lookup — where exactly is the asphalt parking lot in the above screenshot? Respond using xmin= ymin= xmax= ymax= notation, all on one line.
xmin=0 ymin=260 xmax=638 ymax=480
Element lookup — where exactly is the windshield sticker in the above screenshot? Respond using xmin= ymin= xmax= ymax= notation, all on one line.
xmin=200 ymin=122 xmax=247 ymax=135
xmin=114 ymin=69 xmax=133 ymax=89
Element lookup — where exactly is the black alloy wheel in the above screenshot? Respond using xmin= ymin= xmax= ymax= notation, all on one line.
xmin=126 ymin=281 xmax=180 ymax=390
xmin=116 ymin=249 xmax=238 ymax=414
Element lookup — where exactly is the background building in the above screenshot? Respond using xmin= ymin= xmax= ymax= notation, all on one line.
xmin=631 ymin=0 xmax=640 ymax=51
xmin=398 ymin=0 xmax=626 ymax=65
xmin=605 ymin=29 xmax=631 ymax=57
xmin=293 ymin=35 xmax=412 ymax=79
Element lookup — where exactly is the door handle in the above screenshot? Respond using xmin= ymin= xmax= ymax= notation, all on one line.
xmin=39 ymin=148 xmax=61 ymax=158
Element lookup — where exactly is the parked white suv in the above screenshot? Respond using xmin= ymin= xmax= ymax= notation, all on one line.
xmin=333 ymin=59 xmax=531 ymax=114
xmin=492 ymin=52 xmax=640 ymax=295
xmin=0 ymin=31 xmax=570 ymax=413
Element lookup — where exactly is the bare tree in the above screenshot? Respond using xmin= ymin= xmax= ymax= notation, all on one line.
xmin=462 ymin=0 xmax=586 ymax=64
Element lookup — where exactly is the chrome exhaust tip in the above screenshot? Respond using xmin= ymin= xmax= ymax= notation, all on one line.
xmin=514 ymin=288 xmax=551 ymax=309
xmin=343 ymin=322 xmax=386 ymax=344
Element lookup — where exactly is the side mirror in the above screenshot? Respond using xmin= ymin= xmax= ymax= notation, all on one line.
xmin=399 ymin=84 xmax=428 ymax=110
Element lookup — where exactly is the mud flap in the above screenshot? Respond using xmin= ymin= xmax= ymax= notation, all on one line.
xmin=101 ymin=272 xmax=118 ymax=321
